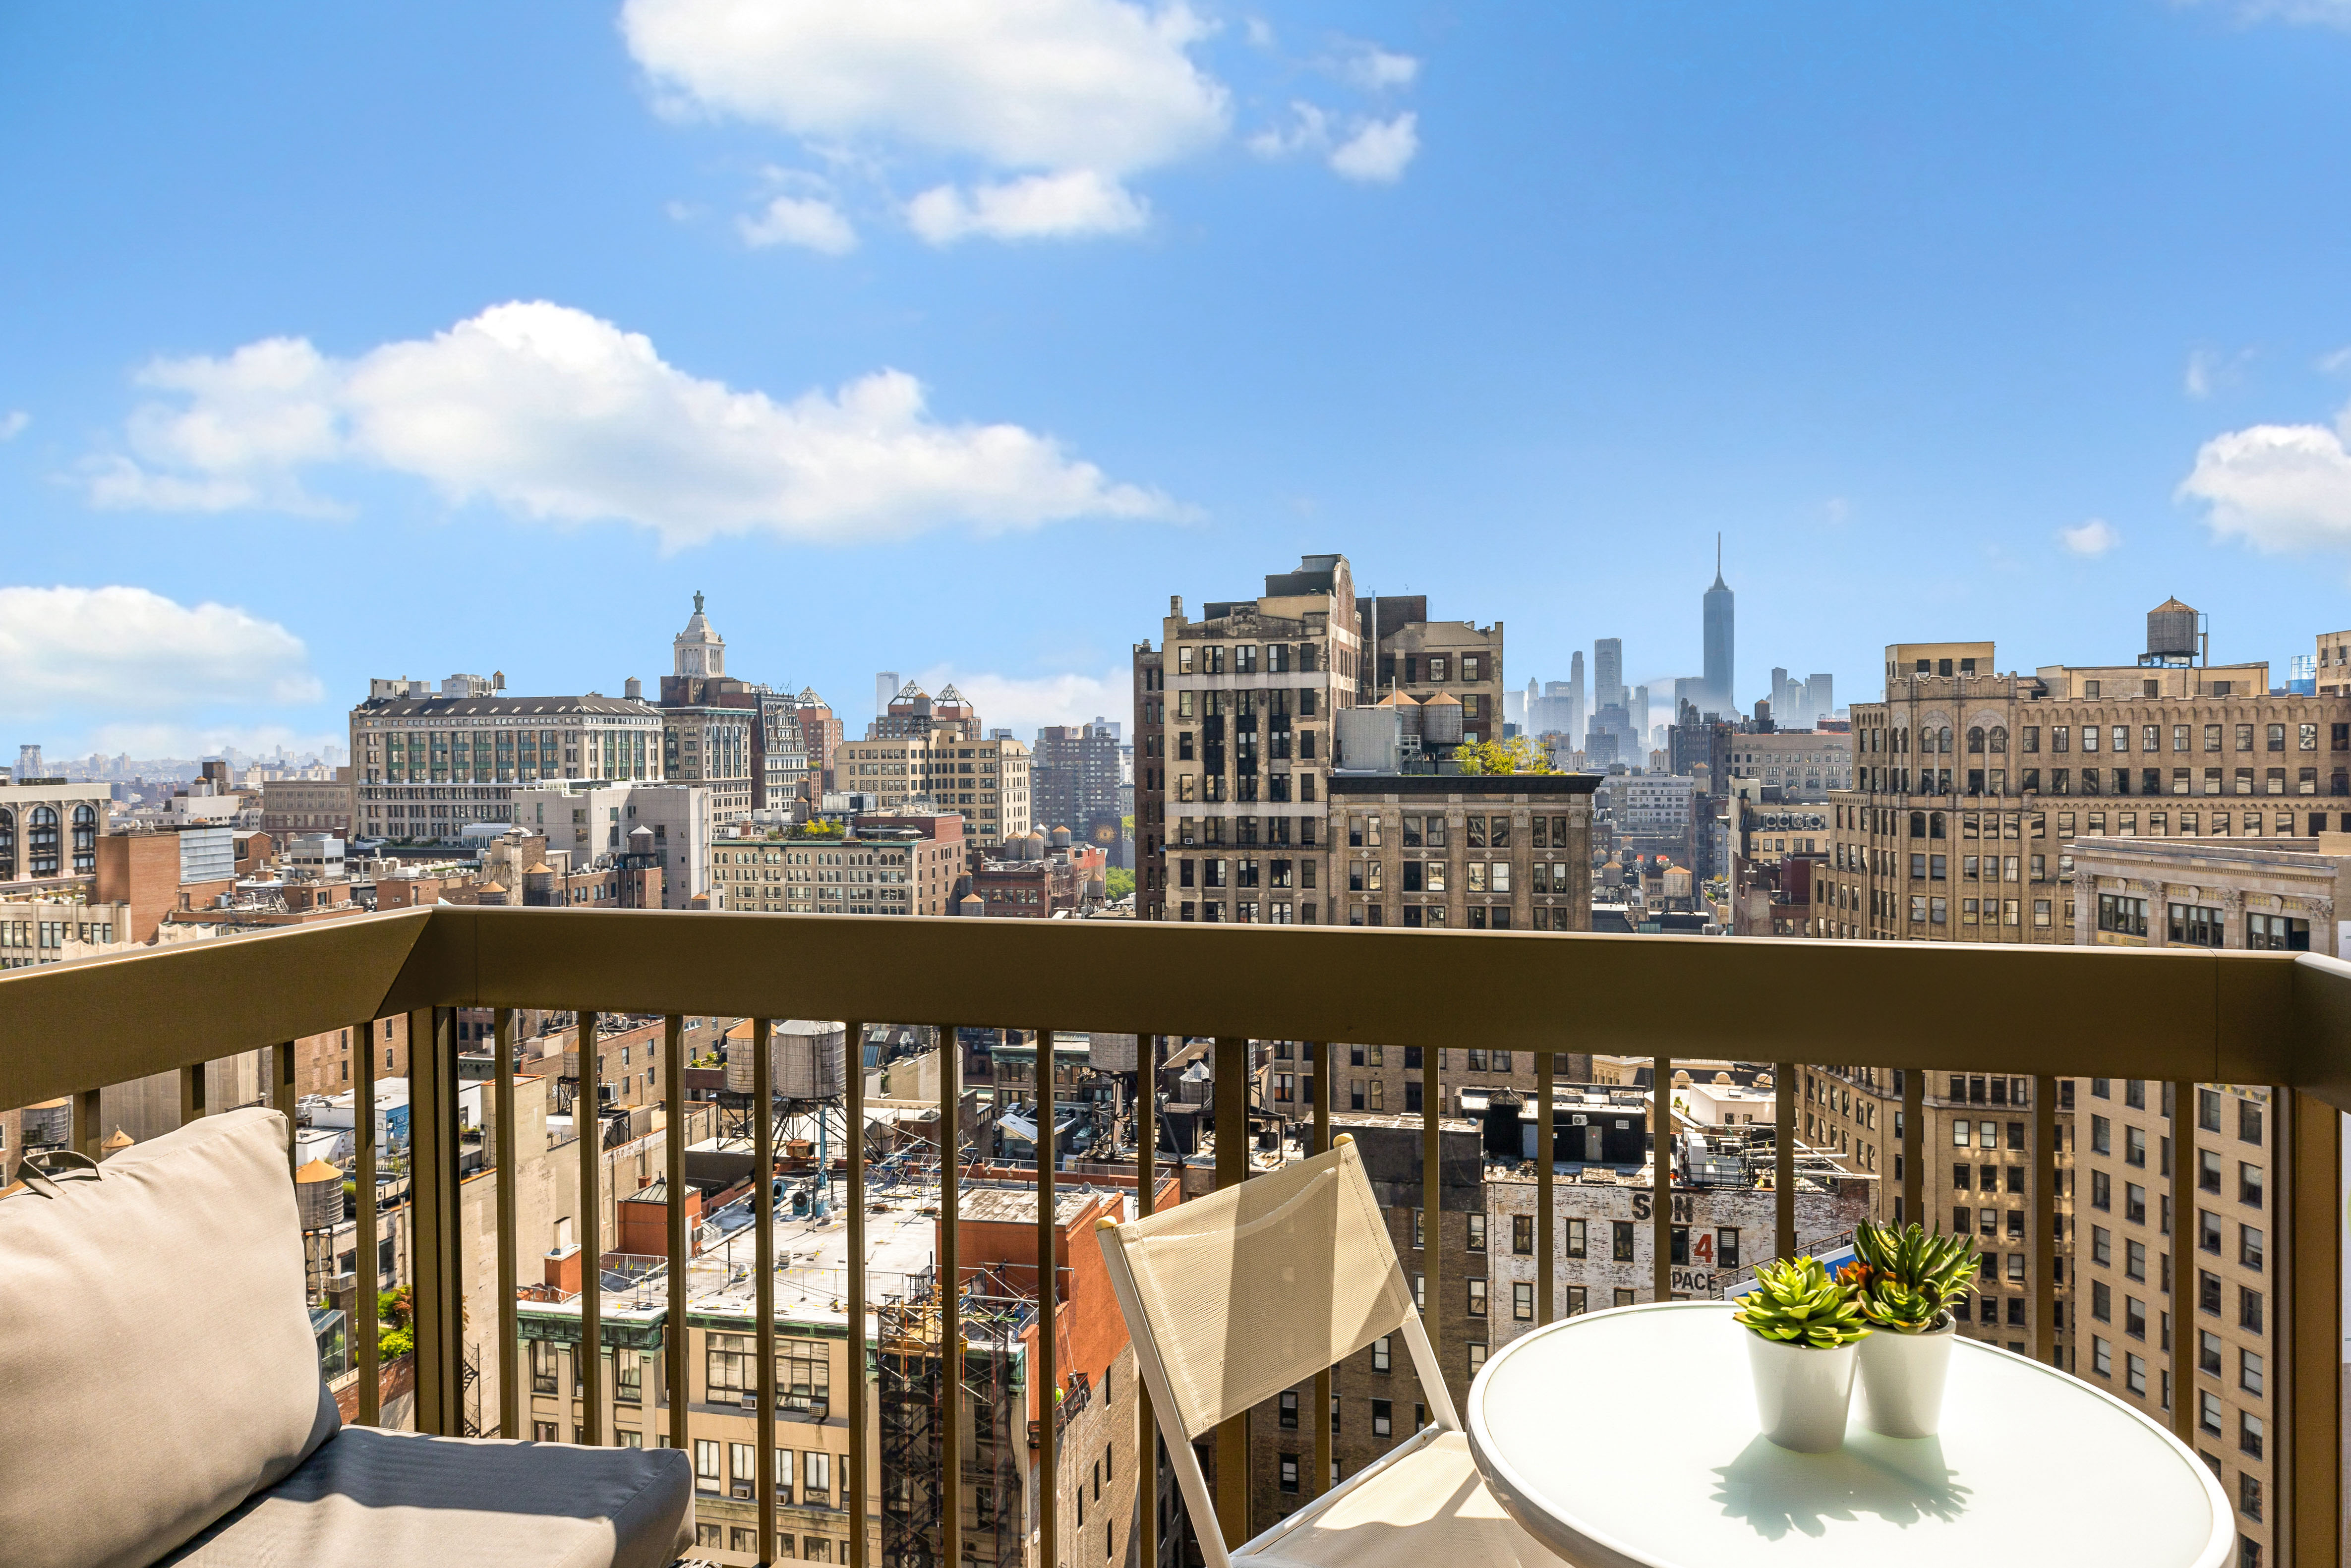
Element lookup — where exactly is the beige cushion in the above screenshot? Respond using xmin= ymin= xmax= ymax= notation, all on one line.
xmin=1247 ymin=1432 xmax=1558 ymax=1568
xmin=158 ymin=1428 xmax=696 ymax=1568
xmin=0 ymin=1108 xmax=336 ymax=1568
xmin=1106 ymin=1141 xmax=1411 ymax=1439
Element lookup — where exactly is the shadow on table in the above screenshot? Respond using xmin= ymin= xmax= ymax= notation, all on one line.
xmin=1708 ymin=1429 xmax=1973 ymax=1540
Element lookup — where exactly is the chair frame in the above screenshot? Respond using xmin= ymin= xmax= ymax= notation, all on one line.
xmin=1097 ymin=1138 xmax=1464 ymax=1568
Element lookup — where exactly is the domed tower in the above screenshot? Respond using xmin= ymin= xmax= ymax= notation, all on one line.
xmin=673 ymin=591 xmax=725 ymax=680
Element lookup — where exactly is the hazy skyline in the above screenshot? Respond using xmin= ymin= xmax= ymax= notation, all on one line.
xmin=6 ymin=3 xmax=2351 ymax=756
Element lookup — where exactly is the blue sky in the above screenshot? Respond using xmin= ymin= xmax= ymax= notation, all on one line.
xmin=6 ymin=1 xmax=2351 ymax=759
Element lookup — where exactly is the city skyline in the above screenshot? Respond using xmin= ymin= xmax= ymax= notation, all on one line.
xmin=9 ymin=5 xmax=2351 ymax=757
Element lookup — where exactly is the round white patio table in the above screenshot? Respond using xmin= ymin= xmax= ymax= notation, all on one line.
xmin=1465 ymin=1300 xmax=2231 ymax=1568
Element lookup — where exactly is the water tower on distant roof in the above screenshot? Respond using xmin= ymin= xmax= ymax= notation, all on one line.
xmin=2141 ymin=597 xmax=2205 ymax=668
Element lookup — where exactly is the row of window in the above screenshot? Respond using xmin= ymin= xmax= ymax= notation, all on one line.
xmin=1171 ymin=815 xmax=1318 ymax=847
xmin=1347 ymin=813 xmax=1577 ymax=849
xmin=1865 ymin=720 xmax=2339 ymax=755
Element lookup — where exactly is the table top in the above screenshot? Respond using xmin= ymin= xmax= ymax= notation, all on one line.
xmin=1464 ymin=1301 xmax=2231 ymax=1568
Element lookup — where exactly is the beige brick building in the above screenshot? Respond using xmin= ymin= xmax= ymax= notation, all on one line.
xmin=1141 ymin=555 xmax=1365 ymax=923
xmin=1724 ymin=730 xmax=1852 ymax=800
xmin=260 ymin=768 xmax=354 ymax=839
xmin=1328 ymin=774 xmax=1594 ymax=932
xmin=830 ymin=735 xmax=1032 ymax=848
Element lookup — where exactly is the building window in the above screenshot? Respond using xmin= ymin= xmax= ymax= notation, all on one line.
xmin=1371 ymin=1399 xmax=1393 ymax=1438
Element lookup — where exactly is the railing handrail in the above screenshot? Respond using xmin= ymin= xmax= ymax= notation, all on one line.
xmin=4 ymin=906 xmax=2349 ymax=1110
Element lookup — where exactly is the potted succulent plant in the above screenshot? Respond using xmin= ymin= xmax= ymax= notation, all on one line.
xmin=1732 ymin=1255 xmax=1871 ymax=1452
xmin=1840 ymin=1220 xmax=1979 ymax=1438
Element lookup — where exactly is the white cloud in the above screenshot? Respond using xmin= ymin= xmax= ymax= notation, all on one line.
xmin=1329 ymin=113 xmax=1418 ymax=183
xmin=738 ymin=193 xmax=859 ymax=253
xmin=2183 ymin=345 xmax=2254 ymax=400
xmin=624 ymin=0 xmax=1229 ymax=173
xmin=0 ymin=411 xmax=27 ymax=441
xmin=622 ymin=0 xmax=1419 ymax=242
xmin=1334 ymin=43 xmax=1418 ymax=90
xmin=87 ymin=301 xmax=1186 ymax=548
xmin=2058 ymin=518 xmax=2121 ymax=557
xmin=907 ymin=171 xmax=1149 ymax=243
xmin=2180 ymin=412 xmax=2351 ymax=553
xmin=1246 ymin=101 xmax=1329 ymax=160
xmin=0 ymin=586 xmax=322 ymax=749
xmin=2185 ymin=349 xmax=2218 ymax=399
xmin=2201 ymin=0 xmax=2351 ymax=26
xmin=913 ymin=664 xmax=1127 ymax=739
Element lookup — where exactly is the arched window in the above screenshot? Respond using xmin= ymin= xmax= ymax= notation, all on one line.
xmin=1909 ymin=811 xmax=1927 ymax=838
xmin=0 ymin=807 xmax=13 ymax=880
xmin=1967 ymin=727 xmax=1986 ymax=755
xmin=1931 ymin=812 xmax=1947 ymax=839
xmin=70 ymin=804 xmax=96 ymax=872
xmin=1939 ymin=727 xmax=1954 ymax=754
xmin=1989 ymin=726 xmax=2009 ymax=755
xmin=27 ymin=805 xmax=59 ymax=876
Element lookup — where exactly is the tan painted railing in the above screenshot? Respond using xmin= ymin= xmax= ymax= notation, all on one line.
xmin=1 ymin=907 xmax=2343 ymax=1567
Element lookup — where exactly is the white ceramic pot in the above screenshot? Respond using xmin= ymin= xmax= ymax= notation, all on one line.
xmin=1744 ymin=1332 xmax=1858 ymax=1453
xmin=1855 ymin=1319 xmax=1956 ymax=1438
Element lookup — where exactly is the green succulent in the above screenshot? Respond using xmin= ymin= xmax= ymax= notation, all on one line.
xmin=1842 ymin=1220 xmax=1978 ymax=1333
xmin=1733 ymin=1255 xmax=1871 ymax=1348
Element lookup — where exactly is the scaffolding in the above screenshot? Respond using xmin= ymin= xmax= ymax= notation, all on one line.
xmin=877 ymin=1265 xmax=1036 ymax=1568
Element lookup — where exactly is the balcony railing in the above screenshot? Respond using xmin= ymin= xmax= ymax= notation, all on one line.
xmin=1 ymin=906 xmax=2345 ymax=1567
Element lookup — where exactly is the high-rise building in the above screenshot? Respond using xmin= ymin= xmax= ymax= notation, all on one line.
xmin=1032 ymin=718 xmax=1124 ymax=860
xmin=1136 ymin=554 xmax=1363 ymax=923
xmin=658 ymin=594 xmax=757 ymax=824
xmin=1331 ymin=773 xmax=1595 ymax=931
xmin=875 ymin=671 xmax=899 ymax=723
xmin=1806 ymin=672 xmax=1835 ymax=724
xmin=1631 ymin=685 xmax=1650 ymax=749
xmin=1593 ymin=639 xmax=1624 ymax=720
xmin=1704 ymin=535 xmax=1735 ymax=716
xmin=832 ymin=715 xmax=1033 ymax=847
xmin=1568 ymin=651 xmax=1586 ymax=741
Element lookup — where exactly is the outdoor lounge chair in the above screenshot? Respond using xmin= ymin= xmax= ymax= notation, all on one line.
xmin=0 ymin=1106 xmax=694 ymax=1568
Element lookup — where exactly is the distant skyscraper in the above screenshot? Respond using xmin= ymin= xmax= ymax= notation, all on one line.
xmin=1806 ymin=672 xmax=1834 ymax=724
xmin=1703 ymin=535 xmax=1734 ymax=715
xmin=1631 ymin=684 xmax=1650 ymax=749
xmin=875 ymin=671 xmax=900 ymax=721
xmin=1568 ymin=651 xmax=1586 ymax=742
xmin=1593 ymin=639 xmax=1623 ymax=724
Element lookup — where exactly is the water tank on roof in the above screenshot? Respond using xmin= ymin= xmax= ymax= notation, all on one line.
xmin=1420 ymin=691 xmax=1464 ymax=747
xmin=295 ymin=1159 xmax=344 ymax=1232
xmin=1382 ymin=690 xmax=1424 ymax=738
xmin=1049 ymin=826 xmax=1072 ymax=850
xmin=723 ymin=1019 xmax=848 ymax=1099
xmin=2148 ymin=598 xmax=2199 ymax=660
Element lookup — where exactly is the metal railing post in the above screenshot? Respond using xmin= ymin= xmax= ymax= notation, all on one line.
xmin=664 ymin=1016 xmax=689 ymax=1456
xmin=178 ymin=1059 xmax=207 ymax=1127
xmin=2283 ymin=1090 xmax=2343 ymax=1568
xmin=274 ymin=1039 xmax=297 ymax=1178
xmin=846 ymin=1021 xmax=868 ymax=1568
xmin=1136 ymin=1036 xmax=1160 ymax=1568
xmin=1537 ymin=1046 xmax=1554 ymax=1324
xmin=1901 ymin=1066 xmax=1924 ymax=1227
xmin=355 ymin=1018 xmax=380 ymax=1427
xmin=577 ymin=1010 xmax=602 ymax=1447
xmin=1422 ymin=1040 xmax=1440 ymax=1403
xmin=1311 ymin=1040 xmax=1333 ymax=1498
xmin=1775 ymin=1062 xmax=1796 ymax=1260
xmin=1213 ymin=1034 xmax=1249 ymax=1543
xmin=940 ymin=1023 xmax=963 ymax=1568
xmin=1038 ymin=1029 xmax=1058 ymax=1568
xmin=495 ymin=1008 xmax=520 ymax=1437
xmin=754 ymin=1018 xmax=777 ymax=1564
xmin=2170 ymin=1079 xmax=2196 ymax=1442
xmin=410 ymin=1007 xmax=462 ymax=1437
xmin=2032 ymin=1074 xmax=2057 ymax=1368
xmin=1652 ymin=1055 xmax=1672 ymax=1300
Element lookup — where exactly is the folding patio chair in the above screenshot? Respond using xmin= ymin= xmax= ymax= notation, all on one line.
xmin=1096 ymin=1136 xmax=1557 ymax=1568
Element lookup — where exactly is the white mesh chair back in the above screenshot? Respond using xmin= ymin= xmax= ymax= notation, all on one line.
xmin=1102 ymin=1140 xmax=1411 ymax=1441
